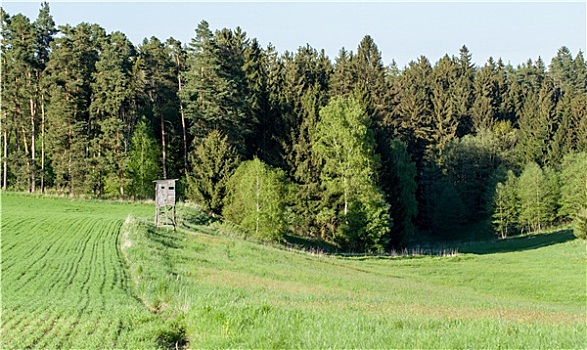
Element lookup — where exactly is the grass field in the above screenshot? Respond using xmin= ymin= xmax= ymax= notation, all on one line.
xmin=2 ymin=193 xmax=586 ymax=348
xmin=0 ymin=193 xmax=168 ymax=348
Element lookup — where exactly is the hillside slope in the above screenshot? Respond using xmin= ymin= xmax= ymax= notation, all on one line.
xmin=124 ymin=216 xmax=586 ymax=348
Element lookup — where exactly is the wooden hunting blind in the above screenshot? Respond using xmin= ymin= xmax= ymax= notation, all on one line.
xmin=154 ymin=179 xmax=177 ymax=230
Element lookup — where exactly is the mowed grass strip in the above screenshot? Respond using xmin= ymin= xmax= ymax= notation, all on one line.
xmin=1 ymin=193 xmax=164 ymax=349
xmin=123 ymin=217 xmax=586 ymax=349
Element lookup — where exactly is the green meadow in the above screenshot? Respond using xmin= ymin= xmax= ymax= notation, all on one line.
xmin=2 ymin=193 xmax=585 ymax=348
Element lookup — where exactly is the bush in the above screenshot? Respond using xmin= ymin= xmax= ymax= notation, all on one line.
xmin=223 ymin=158 xmax=287 ymax=242
xmin=573 ymin=208 xmax=587 ymax=240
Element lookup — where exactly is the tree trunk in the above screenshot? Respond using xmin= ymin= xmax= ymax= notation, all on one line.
xmin=343 ymin=176 xmax=348 ymax=216
xmin=21 ymin=125 xmax=32 ymax=192
xmin=255 ymin=173 xmax=260 ymax=235
xmin=30 ymin=97 xmax=36 ymax=192
xmin=2 ymin=125 xmax=8 ymax=190
xmin=175 ymin=56 xmax=189 ymax=175
xmin=160 ymin=111 xmax=167 ymax=179
xmin=41 ymin=97 xmax=45 ymax=193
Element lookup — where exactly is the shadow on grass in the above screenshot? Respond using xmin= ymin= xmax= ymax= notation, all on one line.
xmin=146 ymin=225 xmax=185 ymax=250
xmin=457 ymin=229 xmax=577 ymax=255
xmin=283 ymin=234 xmax=339 ymax=254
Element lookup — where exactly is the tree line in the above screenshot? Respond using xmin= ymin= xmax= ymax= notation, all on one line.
xmin=2 ymin=4 xmax=586 ymax=251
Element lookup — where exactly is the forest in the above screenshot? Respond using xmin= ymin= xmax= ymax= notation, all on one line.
xmin=2 ymin=3 xmax=586 ymax=252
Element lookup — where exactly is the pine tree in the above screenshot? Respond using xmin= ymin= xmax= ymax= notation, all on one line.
xmin=166 ymin=37 xmax=190 ymax=175
xmin=138 ymin=36 xmax=179 ymax=180
xmin=44 ymin=23 xmax=105 ymax=195
xmin=3 ymin=13 xmax=39 ymax=191
xmin=187 ymin=130 xmax=240 ymax=215
xmin=90 ymin=31 xmax=135 ymax=197
xmin=34 ymin=2 xmax=56 ymax=193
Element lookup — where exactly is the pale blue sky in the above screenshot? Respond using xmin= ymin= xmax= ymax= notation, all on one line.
xmin=3 ymin=1 xmax=586 ymax=68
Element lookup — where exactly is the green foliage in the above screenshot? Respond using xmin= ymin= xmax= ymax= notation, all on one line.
xmin=186 ymin=130 xmax=240 ymax=215
xmin=516 ymin=79 xmax=558 ymax=167
xmin=223 ymin=158 xmax=287 ymax=241
xmin=470 ymin=57 xmax=507 ymax=133
xmin=127 ymin=120 xmax=161 ymax=199
xmin=182 ymin=21 xmax=253 ymax=157
xmin=573 ymin=207 xmax=587 ymax=239
xmin=493 ymin=170 xmax=520 ymax=238
xmin=287 ymin=85 xmax=329 ymax=239
xmin=313 ymin=97 xmax=391 ymax=252
xmin=558 ymin=152 xmax=587 ymax=220
xmin=517 ymin=162 xmax=559 ymax=232
xmin=3 ymin=5 xmax=587 ymax=251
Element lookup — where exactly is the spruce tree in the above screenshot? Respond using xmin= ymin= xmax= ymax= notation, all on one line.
xmin=574 ymin=208 xmax=587 ymax=239
xmin=516 ymin=79 xmax=558 ymax=167
xmin=182 ymin=22 xmax=252 ymax=157
xmin=330 ymin=48 xmax=356 ymax=98
xmin=187 ymin=130 xmax=240 ymax=215
xmin=393 ymin=56 xmax=434 ymax=167
xmin=431 ymin=180 xmax=466 ymax=237
xmin=471 ymin=57 xmax=502 ymax=133
xmin=452 ymin=45 xmax=475 ymax=136
xmin=430 ymin=55 xmax=459 ymax=153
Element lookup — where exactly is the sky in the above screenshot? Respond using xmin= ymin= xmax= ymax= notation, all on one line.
xmin=2 ymin=1 xmax=586 ymax=68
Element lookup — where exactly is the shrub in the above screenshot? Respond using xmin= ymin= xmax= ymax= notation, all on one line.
xmin=573 ymin=208 xmax=587 ymax=240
